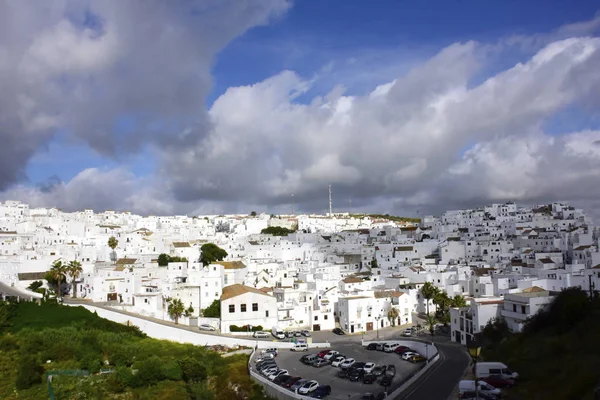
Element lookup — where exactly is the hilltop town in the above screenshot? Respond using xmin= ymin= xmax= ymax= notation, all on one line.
xmin=0 ymin=200 xmax=598 ymax=343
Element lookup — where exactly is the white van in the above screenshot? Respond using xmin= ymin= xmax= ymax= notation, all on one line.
xmin=291 ymin=343 xmax=309 ymax=352
xmin=458 ymin=380 xmax=501 ymax=397
xmin=383 ymin=342 xmax=401 ymax=352
xmin=475 ymin=362 xmax=518 ymax=379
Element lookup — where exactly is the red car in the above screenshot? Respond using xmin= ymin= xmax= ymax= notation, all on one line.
xmin=481 ymin=375 xmax=515 ymax=388
xmin=283 ymin=377 xmax=302 ymax=388
xmin=394 ymin=346 xmax=411 ymax=355
xmin=317 ymin=350 xmax=331 ymax=358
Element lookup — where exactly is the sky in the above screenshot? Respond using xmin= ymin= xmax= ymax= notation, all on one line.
xmin=1 ymin=0 xmax=600 ymax=219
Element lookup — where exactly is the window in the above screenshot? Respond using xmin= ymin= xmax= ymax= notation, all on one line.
xmin=205 ymin=282 xmax=208 ymax=287
xmin=521 ymin=305 xmax=526 ymax=314
xmin=265 ymin=310 xmax=269 ymax=317
xmin=241 ymin=304 xmax=247 ymax=312
xmin=252 ymin=303 xmax=258 ymax=311
xmin=324 ymin=315 xmax=328 ymax=320
xmin=314 ymin=316 xmax=318 ymax=321
xmin=229 ymin=305 xmax=235 ymax=313
xmin=513 ymin=304 xmax=517 ymax=312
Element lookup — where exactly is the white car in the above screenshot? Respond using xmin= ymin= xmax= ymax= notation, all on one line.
xmin=363 ymin=362 xmax=376 ymax=373
xmin=199 ymin=324 xmax=216 ymax=331
xmin=403 ymin=328 xmax=413 ymax=337
xmin=402 ymin=351 xmax=419 ymax=361
xmin=255 ymin=353 xmax=274 ymax=363
xmin=267 ymin=369 xmax=288 ymax=381
xmin=298 ymin=380 xmax=319 ymax=394
xmin=301 ymin=330 xmax=311 ymax=337
xmin=331 ymin=357 xmax=346 ymax=367
xmin=261 ymin=366 xmax=278 ymax=376
xmin=324 ymin=351 xmax=339 ymax=360
xmin=340 ymin=358 xmax=356 ymax=369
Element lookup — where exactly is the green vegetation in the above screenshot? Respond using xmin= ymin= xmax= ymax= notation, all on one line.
xmin=202 ymin=300 xmax=221 ymax=318
xmin=108 ymin=236 xmax=119 ymax=262
xmin=167 ymin=298 xmax=185 ymax=324
xmin=27 ymin=281 xmax=43 ymax=292
xmin=260 ymin=226 xmax=296 ymax=236
xmin=158 ymin=254 xmax=189 ymax=266
xmin=67 ymin=260 xmax=83 ymax=298
xmin=200 ymin=243 xmax=228 ymax=267
xmin=481 ymin=288 xmax=600 ymax=400
xmin=0 ymin=301 xmax=268 ymax=400
xmin=349 ymin=213 xmax=421 ymax=223
xmin=386 ymin=308 xmax=399 ymax=326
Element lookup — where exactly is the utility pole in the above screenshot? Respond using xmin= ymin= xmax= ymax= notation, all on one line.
xmin=292 ymin=194 xmax=295 ymax=216
xmin=328 ymin=185 xmax=333 ymax=216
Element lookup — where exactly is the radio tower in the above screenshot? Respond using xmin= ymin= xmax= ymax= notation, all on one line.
xmin=328 ymin=185 xmax=333 ymax=216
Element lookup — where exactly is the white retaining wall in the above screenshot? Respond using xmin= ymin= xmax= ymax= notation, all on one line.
xmin=66 ymin=303 xmax=330 ymax=349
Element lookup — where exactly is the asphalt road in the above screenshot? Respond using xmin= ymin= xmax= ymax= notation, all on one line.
xmin=0 ymin=281 xmax=37 ymax=298
xmin=396 ymin=341 xmax=470 ymax=400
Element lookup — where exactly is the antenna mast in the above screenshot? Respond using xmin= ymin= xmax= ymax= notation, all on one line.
xmin=329 ymin=185 xmax=333 ymax=216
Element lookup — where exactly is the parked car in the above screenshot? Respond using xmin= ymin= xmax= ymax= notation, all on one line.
xmin=311 ymin=384 xmax=331 ymax=399
xmin=331 ymin=357 xmax=346 ymax=367
xmin=459 ymin=390 xmax=500 ymax=400
xmin=340 ymin=358 xmax=356 ymax=369
xmin=290 ymin=379 xmax=308 ymax=392
xmin=337 ymin=369 xmax=349 ymax=379
xmin=380 ymin=376 xmax=392 ymax=387
xmin=376 ymin=343 xmax=386 ymax=351
xmin=274 ymin=374 xmax=292 ymax=385
xmin=291 ymin=343 xmax=309 ymax=352
xmin=199 ymin=324 xmax=216 ymax=331
xmin=394 ymin=346 xmax=412 ymax=355
xmin=363 ymin=362 xmax=376 ymax=374
xmin=253 ymin=331 xmax=270 ymax=338
xmin=301 ymin=330 xmax=311 ymax=337
xmin=348 ymin=368 xmax=365 ymax=382
xmin=261 ymin=347 xmax=278 ymax=356
xmin=294 ymin=331 xmax=302 ymax=337
xmin=459 ymin=380 xmax=501 ymax=397
xmin=353 ymin=362 xmax=367 ymax=370
xmin=317 ymin=350 xmax=331 ymax=358
xmin=363 ymin=374 xmax=377 ymax=384
xmin=408 ymin=355 xmax=426 ymax=363
xmin=403 ymin=328 xmax=413 ymax=336
xmin=332 ymin=328 xmax=345 ymax=335
xmin=385 ymin=365 xmax=396 ymax=377
xmin=481 ymin=375 xmax=515 ymax=388
xmin=312 ymin=359 xmax=330 ymax=368
xmin=255 ymin=353 xmax=274 ymax=363
xmin=362 ymin=392 xmax=386 ymax=400
xmin=323 ymin=350 xmax=339 ymax=360
xmin=302 ymin=354 xmax=319 ymax=365
xmin=298 ymin=380 xmax=319 ymax=394
xmin=285 ymin=331 xmax=294 ymax=338
xmin=372 ymin=365 xmax=387 ymax=376
xmin=256 ymin=361 xmax=276 ymax=370
xmin=283 ymin=377 xmax=302 ymax=389
xmin=401 ymin=351 xmax=419 ymax=361
xmin=268 ymin=369 xmax=289 ymax=381
xmin=261 ymin=366 xmax=278 ymax=376
xmin=367 ymin=343 xmax=378 ymax=350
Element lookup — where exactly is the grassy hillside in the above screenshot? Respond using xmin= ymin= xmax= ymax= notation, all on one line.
xmin=0 ymin=301 xmax=267 ymax=400
xmin=480 ymin=287 xmax=600 ymax=400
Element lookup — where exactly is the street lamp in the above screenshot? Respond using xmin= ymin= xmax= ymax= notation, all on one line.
xmin=375 ymin=316 xmax=381 ymax=339
xmin=468 ymin=335 xmax=482 ymax=400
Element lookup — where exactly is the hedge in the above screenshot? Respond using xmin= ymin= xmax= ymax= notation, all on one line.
xmin=229 ymin=325 xmax=263 ymax=332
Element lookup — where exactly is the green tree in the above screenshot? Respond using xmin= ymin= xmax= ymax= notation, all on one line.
xmin=424 ymin=313 xmax=437 ymax=338
xmin=158 ymin=253 xmax=170 ymax=267
xmin=67 ymin=260 xmax=83 ymax=298
xmin=370 ymin=259 xmax=378 ymax=269
xmin=250 ymin=211 xmax=257 ymax=217
xmin=260 ymin=226 xmax=295 ymax=236
xmin=451 ymin=294 xmax=468 ymax=308
xmin=420 ymin=282 xmax=439 ymax=315
xmin=200 ymin=243 xmax=228 ymax=267
xmin=48 ymin=259 xmax=67 ymax=299
xmin=108 ymin=236 xmax=119 ymax=262
xmin=168 ymin=298 xmax=185 ymax=324
xmin=387 ymin=308 xmax=399 ymax=327
xmin=202 ymin=300 xmax=221 ymax=318
xmin=27 ymin=280 xmax=43 ymax=291
xmin=434 ymin=291 xmax=452 ymax=323
xmin=184 ymin=304 xmax=195 ymax=318
xmin=178 ymin=356 xmax=207 ymax=383
xmin=15 ymin=355 xmax=44 ymax=390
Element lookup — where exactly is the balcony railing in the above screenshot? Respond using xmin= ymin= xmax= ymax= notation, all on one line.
xmin=501 ymin=309 xmax=527 ymax=321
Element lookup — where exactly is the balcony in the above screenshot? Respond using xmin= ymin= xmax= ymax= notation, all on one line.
xmin=501 ymin=309 xmax=528 ymax=321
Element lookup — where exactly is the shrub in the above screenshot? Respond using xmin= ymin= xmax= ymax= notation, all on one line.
xmin=178 ymin=357 xmax=207 ymax=383
xmin=229 ymin=325 xmax=263 ymax=332
xmin=15 ymin=355 xmax=44 ymax=390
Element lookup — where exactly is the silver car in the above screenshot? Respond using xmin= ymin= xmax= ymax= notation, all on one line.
xmin=199 ymin=324 xmax=216 ymax=331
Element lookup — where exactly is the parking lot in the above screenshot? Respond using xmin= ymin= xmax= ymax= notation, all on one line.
xmin=257 ymin=341 xmax=421 ymax=400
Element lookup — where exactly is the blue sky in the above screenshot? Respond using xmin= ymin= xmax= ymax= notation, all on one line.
xmin=25 ymin=0 xmax=600 ymax=190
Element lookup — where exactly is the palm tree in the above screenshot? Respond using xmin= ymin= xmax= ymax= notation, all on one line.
xmin=421 ymin=282 xmax=438 ymax=315
xmin=167 ymin=298 xmax=185 ymax=324
xmin=435 ymin=291 xmax=452 ymax=316
xmin=49 ymin=260 xmax=67 ymax=299
xmin=67 ymin=260 xmax=83 ymax=298
xmin=387 ymin=308 xmax=400 ymax=327
xmin=451 ymin=294 xmax=468 ymax=308
xmin=425 ymin=313 xmax=437 ymax=338
xmin=108 ymin=236 xmax=118 ymax=263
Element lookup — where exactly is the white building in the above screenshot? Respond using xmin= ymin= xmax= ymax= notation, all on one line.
xmin=501 ymin=286 xmax=555 ymax=332
xmin=219 ymin=284 xmax=278 ymax=334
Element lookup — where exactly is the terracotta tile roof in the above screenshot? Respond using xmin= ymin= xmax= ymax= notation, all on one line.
xmin=17 ymin=272 xmax=46 ymax=281
xmin=574 ymin=245 xmax=591 ymax=251
xmin=216 ymin=261 xmax=246 ymax=270
xmin=220 ymin=284 xmax=274 ymax=300
xmin=342 ymin=277 xmax=363 ymax=284
xmin=374 ymin=290 xmax=405 ymax=298
xmin=592 ymin=264 xmax=600 ymax=269
xmin=116 ymin=258 xmax=137 ymax=265
xmin=172 ymin=242 xmax=191 ymax=248
xmin=522 ymin=286 xmax=546 ymax=293
xmin=538 ymin=258 xmax=554 ymax=264
xmin=395 ymin=246 xmax=414 ymax=252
